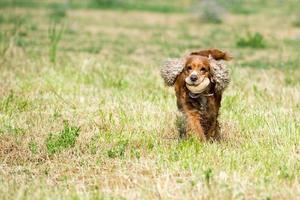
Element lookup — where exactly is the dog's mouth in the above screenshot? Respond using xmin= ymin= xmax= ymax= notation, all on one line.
xmin=185 ymin=77 xmax=210 ymax=94
xmin=185 ymin=77 xmax=202 ymax=86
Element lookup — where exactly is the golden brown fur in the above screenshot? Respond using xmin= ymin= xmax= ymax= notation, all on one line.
xmin=174 ymin=49 xmax=231 ymax=141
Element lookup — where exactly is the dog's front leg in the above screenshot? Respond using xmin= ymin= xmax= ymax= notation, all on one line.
xmin=185 ymin=112 xmax=206 ymax=141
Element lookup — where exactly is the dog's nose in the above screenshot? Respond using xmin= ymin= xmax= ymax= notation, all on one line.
xmin=190 ymin=74 xmax=198 ymax=82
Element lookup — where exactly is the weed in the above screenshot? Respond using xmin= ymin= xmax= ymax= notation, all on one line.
xmin=1 ymin=124 xmax=25 ymax=136
xmin=15 ymin=35 xmax=28 ymax=48
xmin=0 ymin=32 xmax=10 ymax=59
xmin=130 ymin=148 xmax=141 ymax=159
xmin=46 ymin=121 xmax=80 ymax=155
xmin=236 ymin=32 xmax=266 ymax=48
xmin=88 ymin=134 xmax=101 ymax=154
xmin=204 ymin=168 xmax=213 ymax=186
xmin=0 ymin=91 xmax=30 ymax=114
xmin=28 ymin=140 xmax=38 ymax=154
xmin=278 ymin=165 xmax=295 ymax=181
xmin=52 ymin=110 xmax=62 ymax=119
xmin=146 ymin=139 xmax=154 ymax=150
xmin=107 ymin=139 xmax=128 ymax=158
xmin=0 ymin=16 xmax=24 ymax=60
xmin=48 ymin=23 xmax=64 ymax=64
xmin=49 ymin=3 xmax=68 ymax=22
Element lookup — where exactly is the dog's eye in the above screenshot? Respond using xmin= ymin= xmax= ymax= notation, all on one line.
xmin=187 ymin=66 xmax=192 ymax=71
xmin=200 ymin=67 xmax=206 ymax=72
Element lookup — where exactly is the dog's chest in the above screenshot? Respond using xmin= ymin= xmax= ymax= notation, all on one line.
xmin=190 ymin=96 xmax=218 ymax=120
xmin=190 ymin=96 xmax=209 ymax=111
xmin=190 ymin=96 xmax=217 ymax=133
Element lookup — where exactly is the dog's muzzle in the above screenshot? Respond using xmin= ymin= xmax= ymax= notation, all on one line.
xmin=185 ymin=77 xmax=210 ymax=94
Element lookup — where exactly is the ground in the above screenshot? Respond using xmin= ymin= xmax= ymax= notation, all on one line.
xmin=0 ymin=0 xmax=299 ymax=199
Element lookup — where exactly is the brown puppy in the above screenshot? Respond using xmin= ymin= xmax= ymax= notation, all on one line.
xmin=161 ymin=49 xmax=231 ymax=141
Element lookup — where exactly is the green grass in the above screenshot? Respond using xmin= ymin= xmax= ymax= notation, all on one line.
xmin=0 ymin=0 xmax=41 ymax=8
xmin=292 ymin=17 xmax=300 ymax=27
xmin=0 ymin=0 xmax=190 ymax=13
xmin=46 ymin=121 xmax=80 ymax=155
xmin=48 ymin=3 xmax=68 ymax=22
xmin=236 ymin=32 xmax=267 ymax=48
xmin=87 ymin=0 xmax=187 ymax=12
xmin=0 ymin=0 xmax=299 ymax=199
xmin=48 ymin=23 xmax=65 ymax=63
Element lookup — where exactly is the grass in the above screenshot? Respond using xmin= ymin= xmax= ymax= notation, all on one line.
xmin=48 ymin=3 xmax=68 ymax=22
xmin=46 ymin=121 xmax=80 ymax=155
xmin=0 ymin=0 xmax=41 ymax=8
xmin=292 ymin=16 xmax=300 ymax=27
xmin=48 ymin=23 xmax=65 ymax=63
xmin=0 ymin=0 xmax=190 ymax=13
xmin=0 ymin=0 xmax=299 ymax=199
xmin=236 ymin=32 xmax=267 ymax=48
xmin=195 ymin=0 xmax=224 ymax=24
xmin=87 ymin=0 xmax=186 ymax=12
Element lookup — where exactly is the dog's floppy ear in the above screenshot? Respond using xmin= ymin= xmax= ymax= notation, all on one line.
xmin=160 ymin=58 xmax=185 ymax=86
xmin=190 ymin=49 xmax=232 ymax=61
xmin=208 ymin=55 xmax=231 ymax=94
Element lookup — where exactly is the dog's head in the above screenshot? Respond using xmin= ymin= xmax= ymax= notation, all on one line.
xmin=161 ymin=49 xmax=232 ymax=94
xmin=183 ymin=55 xmax=211 ymax=87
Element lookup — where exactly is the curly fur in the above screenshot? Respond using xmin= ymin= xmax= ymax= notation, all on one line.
xmin=160 ymin=58 xmax=185 ymax=86
xmin=209 ymin=59 xmax=230 ymax=94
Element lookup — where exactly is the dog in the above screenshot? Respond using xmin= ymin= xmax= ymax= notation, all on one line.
xmin=161 ymin=49 xmax=232 ymax=141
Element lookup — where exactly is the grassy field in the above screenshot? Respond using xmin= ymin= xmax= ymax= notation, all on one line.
xmin=0 ymin=0 xmax=300 ymax=199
